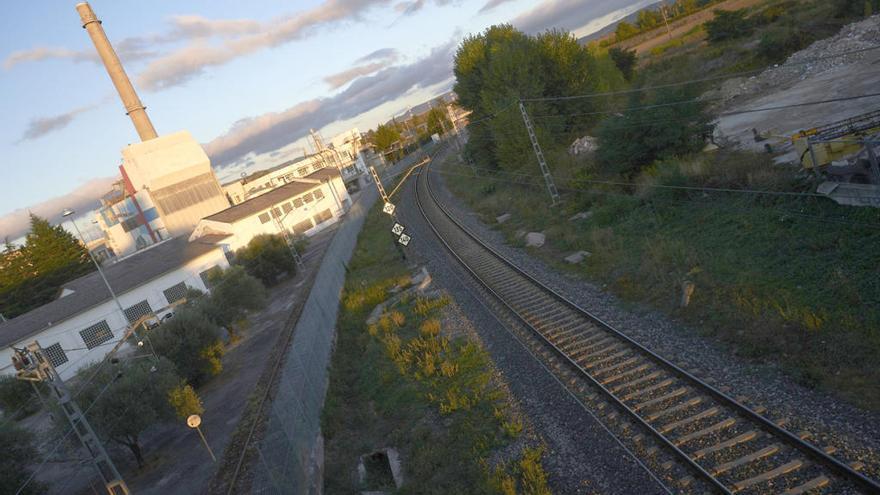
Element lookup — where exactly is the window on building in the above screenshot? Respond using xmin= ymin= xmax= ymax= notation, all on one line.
xmin=258 ymin=212 xmax=271 ymax=224
xmin=293 ymin=198 xmax=303 ymax=208
xmin=163 ymin=282 xmax=188 ymax=304
xmin=303 ymin=193 xmax=314 ymax=204
xmin=124 ymin=300 xmax=153 ymax=324
xmin=293 ymin=219 xmax=314 ymax=235
xmin=272 ymin=207 xmax=282 ymax=218
xmin=44 ymin=343 xmax=68 ymax=367
xmin=313 ymin=209 xmax=333 ymax=225
xmin=313 ymin=189 xmax=325 ymax=201
xmin=80 ymin=321 xmax=113 ymax=350
xmin=297 ymin=167 xmax=309 ymax=176
xmin=143 ymin=208 xmax=160 ymax=221
xmin=282 ymin=203 xmax=293 ymax=214
xmin=199 ymin=266 xmax=222 ymax=288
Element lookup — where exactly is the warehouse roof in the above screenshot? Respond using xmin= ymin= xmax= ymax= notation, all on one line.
xmin=0 ymin=236 xmax=220 ymax=348
xmin=203 ymin=167 xmax=340 ymax=224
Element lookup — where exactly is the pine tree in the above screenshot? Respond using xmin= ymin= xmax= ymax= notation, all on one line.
xmin=0 ymin=215 xmax=93 ymax=318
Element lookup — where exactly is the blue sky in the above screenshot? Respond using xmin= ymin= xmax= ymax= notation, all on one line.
xmin=0 ymin=0 xmax=651 ymax=240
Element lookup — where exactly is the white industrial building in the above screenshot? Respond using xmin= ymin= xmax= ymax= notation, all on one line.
xmin=0 ymin=237 xmax=229 ymax=380
xmin=191 ymin=168 xmax=351 ymax=253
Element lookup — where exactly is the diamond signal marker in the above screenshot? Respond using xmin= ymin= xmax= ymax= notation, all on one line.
xmin=392 ymin=223 xmax=405 ymax=236
xmin=383 ymin=202 xmax=396 ymax=215
xmin=398 ymin=233 xmax=411 ymax=246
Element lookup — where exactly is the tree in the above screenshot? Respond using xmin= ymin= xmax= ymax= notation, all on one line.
xmin=705 ymin=9 xmax=754 ymax=43
xmin=199 ymin=266 xmax=267 ymax=331
xmin=71 ymin=358 xmax=179 ymax=467
xmin=608 ymin=47 xmax=637 ymax=81
xmin=426 ymin=107 xmax=451 ymax=137
xmin=615 ymin=21 xmax=639 ymax=41
xmin=596 ymin=87 xmax=712 ymax=176
xmin=149 ymin=308 xmax=225 ymax=386
xmin=373 ymin=124 xmax=402 ymax=162
xmin=0 ymin=422 xmax=46 ymax=494
xmin=0 ymin=375 xmax=41 ymax=419
xmin=453 ymin=25 xmax=625 ymax=173
xmin=0 ymin=215 xmax=93 ymax=318
xmin=234 ymin=234 xmax=296 ymax=286
xmin=168 ymin=384 xmax=204 ymax=420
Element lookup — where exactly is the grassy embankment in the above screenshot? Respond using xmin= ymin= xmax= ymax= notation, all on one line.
xmin=321 ymin=191 xmax=550 ymax=494
xmin=443 ymin=144 xmax=880 ymax=410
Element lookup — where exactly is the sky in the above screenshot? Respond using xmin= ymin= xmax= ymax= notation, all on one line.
xmin=0 ymin=0 xmax=653 ymax=241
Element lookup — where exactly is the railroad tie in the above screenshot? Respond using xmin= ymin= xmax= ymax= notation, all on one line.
xmin=658 ymin=407 xmax=719 ymax=434
xmin=601 ymin=363 xmax=652 ymax=387
xmin=645 ymin=397 xmax=703 ymax=422
xmin=781 ymin=476 xmax=830 ymax=495
xmin=609 ymin=370 xmax=662 ymax=393
xmin=692 ymin=430 xmax=759 ymax=460
xmin=632 ymin=387 xmax=689 ymax=412
xmin=710 ymin=444 xmax=780 ymax=476
xmin=732 ymin=459 xmax=804 ymax=492
xmin=672 ymin=417 xmax=736 ymax=446
xmin=620 ymin=378 xmax=675 ymax=402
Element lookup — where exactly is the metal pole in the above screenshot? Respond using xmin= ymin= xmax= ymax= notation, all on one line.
xmin=863 ymin=138 xmax=880 ymax=183
xmin=68 ymin=220 xmax=126 ymax=318
xmin=807 ymin=137 xmax=823 ymax=181
xmin=518 ymin=101 xmax=560 ymax=206
xmin=273 ymin=214 xmax=304 ymax=269
xmin=195 ymin=426 xmax=217 ymax=462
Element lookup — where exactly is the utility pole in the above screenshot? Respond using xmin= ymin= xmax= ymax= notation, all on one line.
xmin=272 ymin=213 xmax=304 ymax=270
xmin=13 ymin=343 xmax=130 ymax=495
xmin=518 ymin=101 xmax=560 ymax=206
xmin=369 ymin=166 xmax=390 ymax=204
xmin=660 ymin=5 xmax=673 ymax=40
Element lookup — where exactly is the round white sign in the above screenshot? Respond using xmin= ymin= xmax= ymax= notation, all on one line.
xmin=186 ymin=414 xmax=202 ymax=428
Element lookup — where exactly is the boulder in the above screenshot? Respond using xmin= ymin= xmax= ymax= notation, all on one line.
xmin=564 ymin=251 xmax=591 ymax=264
xmin=525 ymin=232 xmax=545 ymax=248
xmin=496 ymin=213 xmax=512 ymax=224
xmin=569 ymin=211 xmax=593 ymax=222
xmin=569 ymin=136 xmax=598 ymax=155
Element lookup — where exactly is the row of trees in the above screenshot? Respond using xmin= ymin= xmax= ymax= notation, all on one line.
xmin=367 ymin=105 xmax=452 ymax=163
xmin=1 ymin=215 xmax=93 ymax=319
xmin=612 ymin=0 xmax=725 ymax=43
xmin=454 ymin=25 xmax=627 ymax=173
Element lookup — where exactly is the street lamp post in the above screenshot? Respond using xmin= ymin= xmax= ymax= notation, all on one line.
xmin=62 ymin=208 xmax=157 ymax=358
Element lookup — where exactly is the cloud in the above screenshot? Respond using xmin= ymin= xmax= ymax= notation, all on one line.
xmin=355 ymin=47 xmax=398 ymax=64
xmin=394 ymin=0 xmax=454 ymax=15
xmin=3 ymin=47 xmax=94 ymax=69
xmin=0 ymin=176 xmax=117 ymax=242
xmin=479 ymin=0 xmax=517 ymax=13
xmin=160 ymin=15 xmax=262 ymax=41
xmin=325 ymin=48 xmax=399 ymax=89
xmin=512 ymin=0 xmax=650 ymax=37
xmin=204 ymin=39 xmax=457 ymax=167
xmin=18 ymin=105 xmax=95 ymax=142
xmin=137 ymin=0 xmax=392 ymax=91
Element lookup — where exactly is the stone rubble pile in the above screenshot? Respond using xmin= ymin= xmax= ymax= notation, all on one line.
xmin=712 ymin=15 xmax=880 ymax=104
xmin=568 ymin=136 xmax=599 ymax=155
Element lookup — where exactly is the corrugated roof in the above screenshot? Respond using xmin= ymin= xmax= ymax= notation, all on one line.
xmin=203 ymin=167 xmax=340 ymax=223
xmin=0 ymin=236 xmax=220 ymax=348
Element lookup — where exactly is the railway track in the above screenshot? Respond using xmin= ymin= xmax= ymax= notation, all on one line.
xmin=413 ymin=159 xmax=880 ymax=495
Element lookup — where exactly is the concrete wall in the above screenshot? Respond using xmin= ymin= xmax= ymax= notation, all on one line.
xmin=0 ymin=248 xmax=229 ymax=380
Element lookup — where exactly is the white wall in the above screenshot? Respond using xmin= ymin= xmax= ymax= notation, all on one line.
xmin=0 ymin=248 xmax=229 ymax=380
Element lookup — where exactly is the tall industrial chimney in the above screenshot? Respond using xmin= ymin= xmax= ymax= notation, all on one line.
xmin=75 ymin=2 xmax=158 ymax=141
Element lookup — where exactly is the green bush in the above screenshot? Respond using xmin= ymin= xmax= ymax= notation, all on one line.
xmin=0 ymin=376 xmax=40 ymax=419
xmin=596 ymin=87 xmax=712 ymax=176
xmin=149 ymin=307 xmax=225 ymax=386
xmin=199 ymin=265 xmax=267 ymax=330
xmin=758 ymin=27 xmax=811 ymax=61
xmin=235 ymin=234 xmax=298 ymax=286
xmin=608 ymin=47 xmax=637 ymax=81
xmin=705 ymin=9 xmax=754 ymax=43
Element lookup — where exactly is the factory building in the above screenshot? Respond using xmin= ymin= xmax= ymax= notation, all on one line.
xmin=0 ymin=236 xmax=230 ymax=380
xmin=191 ymin=168 xmax=350 ymax=253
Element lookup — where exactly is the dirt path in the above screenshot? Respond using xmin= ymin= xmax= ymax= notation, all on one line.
xmin=614 ymin=0 xmax=765 ymax=55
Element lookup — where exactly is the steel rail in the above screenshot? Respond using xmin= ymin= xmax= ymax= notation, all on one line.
xmin=413 ymin=159 xmax=880 ymax=495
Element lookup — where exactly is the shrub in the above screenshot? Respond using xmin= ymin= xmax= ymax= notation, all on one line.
xmin=168 ymin=384 xmax=204 ymax=420
xmin=596 ymin=87 xmax=712 ymax=176
xmin=150 ymin=307 xmax=225 ymax=386
xmin=705 ymin=9 xmax=753 ymax=43
xmin=199 ymin=265 xmax=267 ymax=330
xmin=608 ymin=47 xmax=637 ymax=81
xmin=758 ymin=27 xmax=811 ymax=61
xmin=0 ymin=375 xmax=40 ymax=419
xmin=235 ymin=234 xmax=298 ymax=286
